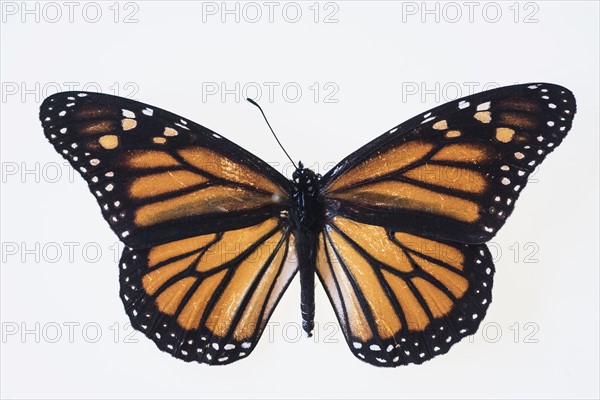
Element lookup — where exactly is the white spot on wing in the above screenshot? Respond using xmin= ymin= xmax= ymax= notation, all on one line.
xmin=477 ymin=101 xmax=491 ymax=111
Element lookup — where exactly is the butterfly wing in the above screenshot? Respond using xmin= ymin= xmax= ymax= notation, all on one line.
xmin=318 ymin=83 xmax=575 ymax=366
xmin=316 ymin=217 xmax=493 ymax=366
xmin=40 ymin=92 xmax=297 ymax=364
xmin=322 ymin=83 xmax=576 ymax=243
xmin=40 ymin=91 xmax=291 ymax=248
xmin=120 ymin=218 xmax=296 ymax=364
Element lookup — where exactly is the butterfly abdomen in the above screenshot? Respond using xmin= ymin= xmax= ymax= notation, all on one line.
xmin=291 ymin=166 xmax=326 ymax=336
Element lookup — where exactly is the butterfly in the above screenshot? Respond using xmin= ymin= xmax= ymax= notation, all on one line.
xmin=39 ymin=83 xmax=576 ymax=367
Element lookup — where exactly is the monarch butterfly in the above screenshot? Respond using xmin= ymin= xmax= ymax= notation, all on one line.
xmin=40 ymin=83 xmax=575 ymax=367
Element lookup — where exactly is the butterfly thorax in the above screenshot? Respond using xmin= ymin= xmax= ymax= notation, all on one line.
xmin=290 ymin=163 xmax=324 ymax=336
xmin=290 ymin=164 xmax=325 ymax=233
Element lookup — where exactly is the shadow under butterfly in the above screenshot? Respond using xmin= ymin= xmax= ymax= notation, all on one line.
xmin=39 ymin=83 xmax=576 ymax=366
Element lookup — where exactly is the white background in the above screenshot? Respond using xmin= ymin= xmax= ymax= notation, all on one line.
xmin=1 ymin=1 xmax=598 ymax=398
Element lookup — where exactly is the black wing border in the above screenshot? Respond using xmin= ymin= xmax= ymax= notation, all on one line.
xmin=320 ymin=83 xmax=576 ymax=186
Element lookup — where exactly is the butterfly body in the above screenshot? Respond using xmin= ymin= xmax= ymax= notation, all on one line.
xmin=40 ymin=83 xmax=575 ymax=366
xmin=290 ymin=163 xmax=324 ymax=335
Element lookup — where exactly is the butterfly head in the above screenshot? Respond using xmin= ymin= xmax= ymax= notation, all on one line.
xmin=292 ymin=162 xmax=319 ymax=196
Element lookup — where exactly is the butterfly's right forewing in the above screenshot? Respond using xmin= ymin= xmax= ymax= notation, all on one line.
xmin=322 ymin=83 xmax=576 ymax=244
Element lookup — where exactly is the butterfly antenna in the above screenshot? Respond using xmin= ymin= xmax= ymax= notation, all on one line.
xmin=246 ymin=98 xmax=298 ymax=169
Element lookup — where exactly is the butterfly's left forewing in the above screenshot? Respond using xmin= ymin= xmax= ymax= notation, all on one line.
xmin=40 ymin=92 xmax=291 ymax=248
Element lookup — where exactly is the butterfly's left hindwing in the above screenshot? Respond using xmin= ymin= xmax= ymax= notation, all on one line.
xmin=40 ymin=92 xmax=291 ymax=248
xmin=120 ymin=218 xmax=296 ymax=365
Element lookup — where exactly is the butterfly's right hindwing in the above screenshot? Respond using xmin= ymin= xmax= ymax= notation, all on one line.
xmin=316 ymin=217 xmax=494 ymax=366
